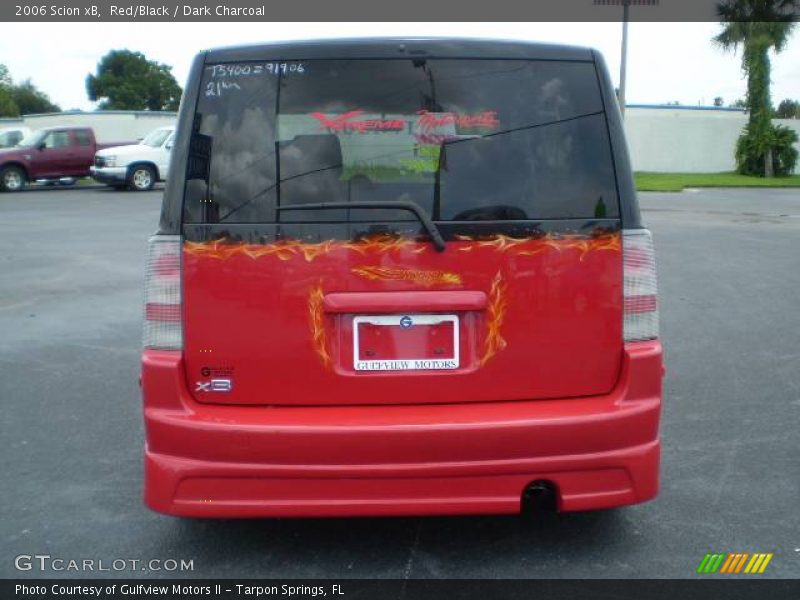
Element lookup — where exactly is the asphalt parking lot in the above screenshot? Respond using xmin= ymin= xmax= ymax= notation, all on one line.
xmin=1 ymin=185 xmax=798 ymax=579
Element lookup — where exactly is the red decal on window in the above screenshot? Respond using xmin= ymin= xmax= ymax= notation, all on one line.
xmin=311 ymin=111 xmax=405 ymax=133
xmin=416 ymin=110 xmax=500 ymax=130
xmin=413 ymin=110 xmax=500 ymax=144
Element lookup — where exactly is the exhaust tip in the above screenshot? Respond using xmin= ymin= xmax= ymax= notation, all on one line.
xmin=521 ymin=480 xmax=558 ymax=516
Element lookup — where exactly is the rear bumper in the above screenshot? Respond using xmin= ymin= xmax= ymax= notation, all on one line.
xmin=142 ymin=341 xmax=663 ymax=517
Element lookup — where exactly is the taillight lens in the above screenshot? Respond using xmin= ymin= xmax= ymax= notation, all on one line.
xmin=143 ymin=235 xmax=182 ymax=350
xmin=623 ymin=229 xmax=659 ymax=342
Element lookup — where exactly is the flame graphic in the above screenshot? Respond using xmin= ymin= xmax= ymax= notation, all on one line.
xmin=456 ymin=231 xmax=620 ymax=261
xmin=463 ymin=234 xmax=532 ymax=253
xmin=481 ymin=271 xmax=508 ymax=367
xmin=308 ymin=281 xmax=331 ymax=369
xmin=184 ymin=233 xmax=429 ymax=262
xmin=342 ymin=233 xmax=427 ymax=255
xmin=185 ymin=232 xmax=620 ymax=262
xmin=184 ymin=239 xmax=297 ymax=261
xmin=352 ymin=266 xmax=462 ymax=286
xmin=287 ymin=240 xmax=338 ymax=262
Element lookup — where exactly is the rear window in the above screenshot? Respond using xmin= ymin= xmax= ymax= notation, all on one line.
xmin=44 ymin=131 xmax=70 ymax=149
xmin=183 ymin=58 xmax=619 ymax=225
xmin=75 ymin=130 xmax=92 ymax=146
xmin=0 ymin=130 xmax=23 ymax=146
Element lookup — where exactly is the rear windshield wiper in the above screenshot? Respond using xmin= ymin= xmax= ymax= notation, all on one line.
xmin=277 ymin=201 xmax=446 ymax=252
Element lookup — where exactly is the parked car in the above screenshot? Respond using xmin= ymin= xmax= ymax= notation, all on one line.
xmin=141 ymin=38 xmax=663 ymax=518
xmin=0 ymin=126 xmax=31 ymax=148
xmin=91 ymin=126 xmax=175 ymax=191
xmin=0 ymin=126 xmax=133 ymax=192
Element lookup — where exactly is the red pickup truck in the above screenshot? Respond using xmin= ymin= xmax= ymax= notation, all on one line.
xmin=0 ymin=126 xmax=132 ymax=192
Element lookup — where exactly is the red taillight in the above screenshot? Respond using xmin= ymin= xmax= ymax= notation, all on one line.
xmin=143 ymin=235 xmax=182 ymax=350
xmin=144 ymin=303 xmax=182 ymax=322
xmin=624 ymin=294 xmax=657 ymax=314
xmin=151 ymin=253 xmax=180 ymax=277
xmin=623 ymin=229 xmax=659 ymax=342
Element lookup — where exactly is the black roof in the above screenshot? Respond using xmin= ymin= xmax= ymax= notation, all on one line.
xmin=204 ymin=37 xmax=595 ymax=63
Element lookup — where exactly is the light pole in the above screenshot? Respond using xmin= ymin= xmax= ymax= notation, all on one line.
xmin=619 ymin=0 xmax=630 ymax=118
xmin=597 ymin=0 xmax=656 ymax=118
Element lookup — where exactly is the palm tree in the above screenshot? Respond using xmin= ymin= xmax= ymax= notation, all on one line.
xmin=713 ymin=1 xmax=798 ymax=176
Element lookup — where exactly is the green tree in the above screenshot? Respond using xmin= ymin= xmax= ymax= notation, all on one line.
xmin=730 ymin=97 xmax=749 ymax=108
xmin=0 ymin=63 xmax=19 ymax=117
xmin=9 ymin=79 xmax=60 ymax=114
xmin=775 ymin=98 xmax=800 ymax=118
xmin=0 ymin=64 xmax=13 ymax=91
xmin=86 ymin=50 xmax=182 ymax=111
xmin=713 ymin=1 xmax=798 ymax=176
xmin=0 ymin=64 xmax=60 ymax=116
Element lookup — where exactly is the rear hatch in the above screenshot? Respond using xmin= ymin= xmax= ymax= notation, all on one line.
xmin=181 ymin=56 xmax=623 ymax=406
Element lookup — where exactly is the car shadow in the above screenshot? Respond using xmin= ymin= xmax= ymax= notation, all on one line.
xmin=10 ymin=184 xmax=103 ymax=193
xmin=162 ymin=509 xmax=628 ymax=577
xmin=12 ymin=183 xmax=164 ymax=194
xmin=86 ymin=183 xmax=165 ymax=193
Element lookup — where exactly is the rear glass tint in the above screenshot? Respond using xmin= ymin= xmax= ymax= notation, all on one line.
xmin=75 ymin=130 xmax=91 ymax=146
xmin=183 ymin=59 xmax=619 ymax=225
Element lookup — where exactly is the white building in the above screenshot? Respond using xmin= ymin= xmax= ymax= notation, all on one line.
xmin=0 ymin=110 xmax=176 ymax=143
xmin=624 ymin=105 xmax=800 ymax=173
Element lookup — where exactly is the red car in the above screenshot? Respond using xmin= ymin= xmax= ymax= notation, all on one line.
xmin=141 ymin=38 xmax=663 ymax=518
xmin=0 ymin=126 xmax=133 ymax=191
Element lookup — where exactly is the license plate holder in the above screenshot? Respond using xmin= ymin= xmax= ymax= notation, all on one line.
xmin=353 ymin=314 xmax=459 ymax=371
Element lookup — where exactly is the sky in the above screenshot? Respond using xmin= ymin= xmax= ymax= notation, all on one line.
xmin=1 ymin=21 xmax=799 ymax=111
